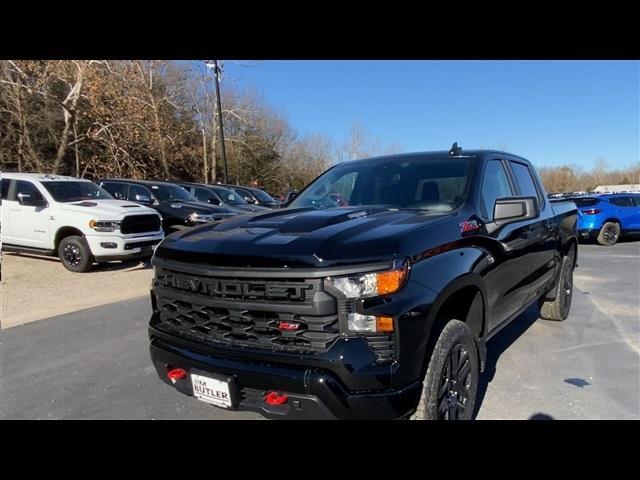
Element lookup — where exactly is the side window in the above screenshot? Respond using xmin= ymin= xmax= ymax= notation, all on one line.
xmin=481 ymin=160 xmax=514 ymax=220
xmin=15 ymin=180 xmax=45 ymax=203
xmin=129 ymin=185 xmax=153 ymax=202
xmin=193 ymin=187 xmax=217 ymax=203
xmin=510 ymin=161 xmax=543 ymax=206
xmin=101 ymin=182 xmax=127 ymax=200
xmin=632 ymin=196 xmax=640 ymax=207
xmin=1 ymin=178 xmax=11 ymax=200
xmin=610 ymin=196 xmax=633 ymax=207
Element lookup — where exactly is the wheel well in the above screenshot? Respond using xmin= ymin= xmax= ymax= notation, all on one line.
xmin=566 ymin=238 xmax=578 ymax=267
xmin=54 ymin=227 xmax=84 ymax=250
xmin=434 ymin=286 xmax=485 ymax=338
xmin=602 ymin=218 xmax=621 ymax=227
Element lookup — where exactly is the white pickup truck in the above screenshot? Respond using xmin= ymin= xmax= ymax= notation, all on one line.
xmin=1 ymin=173 xmax=164 ymax=272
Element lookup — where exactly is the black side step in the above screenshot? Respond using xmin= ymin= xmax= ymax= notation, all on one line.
xmin=1 ymin=244 xmax=56 ymax=256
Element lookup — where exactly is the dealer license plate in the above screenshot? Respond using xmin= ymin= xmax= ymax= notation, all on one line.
xmin=191 ymin=373 xmax=233 ymax=408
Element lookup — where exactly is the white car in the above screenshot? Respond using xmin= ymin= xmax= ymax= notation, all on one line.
xmin=1 ymin=173 xmax=164 ymax=272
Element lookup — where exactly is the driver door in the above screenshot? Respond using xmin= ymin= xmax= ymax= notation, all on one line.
xmin=8 ymin=180 xmax=51 ymax=248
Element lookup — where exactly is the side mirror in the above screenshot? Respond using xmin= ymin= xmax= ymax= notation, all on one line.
xmin=493 ymin=196 xmax=539 ymax=227
xmin=135 ymin=194 xmax=153 ymax=204
xmin=17 ymin=192 xmax=47 ymax=207
xmin=208 ymin=197 xmax=222 ymax=205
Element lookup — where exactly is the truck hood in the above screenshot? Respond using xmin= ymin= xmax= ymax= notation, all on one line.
xmin=155 ymin=206 xmax=453 ymax=268
xmin=59 ymin=200 xmax=156 ymax=218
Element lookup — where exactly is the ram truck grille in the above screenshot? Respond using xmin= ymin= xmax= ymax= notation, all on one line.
xmin=121 ymin=214 xmax=161 ymax=234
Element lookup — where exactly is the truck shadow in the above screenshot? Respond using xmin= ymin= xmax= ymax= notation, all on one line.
xmin=474 ymin=303 xmax=540 ymax=419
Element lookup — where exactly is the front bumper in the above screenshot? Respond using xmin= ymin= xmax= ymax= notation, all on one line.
xmin=86 ymin=231 xmax=164 ymax=261
xmin=149 ymin=333 xmax=422 ymax=420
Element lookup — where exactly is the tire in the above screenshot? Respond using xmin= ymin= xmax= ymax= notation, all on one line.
xmin=58 ymin=235 xmax=94 ymax=272
xmin=539 ymin=248 xmax=575 ymax=321
xmin=411 ymin=320 xmax=479 ymax=420
xmin=597 ymin=221 xmax=620 ymax=246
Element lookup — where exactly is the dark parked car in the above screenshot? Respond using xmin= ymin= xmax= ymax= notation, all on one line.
xmin=218 ymin=184 xmax=282 ymax=208
xmin=98 ymin=179 xmax=236 ymax=233
xmin=173 ymin=181 xmax=269 ymax=215
xmin=148 ymin=146 xmax=577 ymax=420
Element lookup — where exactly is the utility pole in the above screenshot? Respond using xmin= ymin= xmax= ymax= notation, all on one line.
xmin=213 ymin=60 xmax=228 ymax=184
xmin=204 ymin=60 xmax=229 ymax=184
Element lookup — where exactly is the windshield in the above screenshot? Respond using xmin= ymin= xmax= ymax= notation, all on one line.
xmin=251 ymin=188 xmax=276 ymax=203
xmin=212 ymin=187 xmax=247 ymax=205
xmin=42 ymin=181 xmax=114 ymax=202
xmin=150 ymin=184 xmax=197 ymax=202
xmin=289 ymin=156 xmax=473 ymax=213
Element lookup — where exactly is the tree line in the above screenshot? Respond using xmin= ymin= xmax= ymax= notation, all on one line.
xmin=538 ymin=158 xmax=639 ymax=193
xmin=1 ymin=60 xmax=635 ymax=197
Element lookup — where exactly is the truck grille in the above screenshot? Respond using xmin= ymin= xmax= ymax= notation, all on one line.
xmin=121 ymin=214 xmax=161 ymax=234
xmin=152 ymin=266 xmax=340 ymax=354
xmin=154 ymin=294 xmax=340 ymax=353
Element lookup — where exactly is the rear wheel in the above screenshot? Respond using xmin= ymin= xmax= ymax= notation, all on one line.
xmin=411 ymin=320 xmax=479 ymax=420
xmin=58 ymin=235 xmax=94 ymax=272
xmin=597 ymin=221 xmax=620 ymax=246
xmin=539 ymin=248 xmax=575 ymax=321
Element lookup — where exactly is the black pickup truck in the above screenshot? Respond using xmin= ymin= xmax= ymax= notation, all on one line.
xmin=148 ymin=145 xmax=577 ymax=420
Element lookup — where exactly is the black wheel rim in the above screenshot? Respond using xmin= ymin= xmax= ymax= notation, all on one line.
xmin=63 ymin=245 xmax=81 ymax=266
xmin=437 ymin=344 xmax=473 ymax=420
xmin=603 ymin=226 xmax=618 ymax=243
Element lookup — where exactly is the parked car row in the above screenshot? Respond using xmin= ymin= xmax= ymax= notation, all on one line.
xmin=0 ymin=173 xmax=284 ymax=272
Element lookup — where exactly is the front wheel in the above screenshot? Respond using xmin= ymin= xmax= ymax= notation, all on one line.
xmin=58 ymin=235 xmax=94 ymax=272
xmin=411 ymin=320 xmax=479 ymax=420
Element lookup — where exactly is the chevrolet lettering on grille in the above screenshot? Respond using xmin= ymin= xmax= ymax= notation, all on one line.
xmin=157 ymin=272 xmax=313 ymax=301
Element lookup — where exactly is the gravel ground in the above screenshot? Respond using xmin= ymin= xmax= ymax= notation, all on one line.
xmin=1 ymin=253 xmax=154 ymax=329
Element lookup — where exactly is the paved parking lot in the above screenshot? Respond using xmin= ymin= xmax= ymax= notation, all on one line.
xmin=1 ymin=242 xmax=638 ymax=420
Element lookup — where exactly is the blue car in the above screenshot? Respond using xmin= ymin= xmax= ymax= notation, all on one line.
xmin=572 ymin=193 xmax=640 ymax=245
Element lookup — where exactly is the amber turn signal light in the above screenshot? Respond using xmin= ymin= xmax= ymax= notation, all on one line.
xmin=376 ymin=265 xmax=408 ymax=295
xmin=376 ymin=316 xmax=394 ymax=333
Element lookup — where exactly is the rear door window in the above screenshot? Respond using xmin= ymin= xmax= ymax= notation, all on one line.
xmin=480 ymin=160 xmax=514 ymax=220
xmin=509 ymin=161 xmax=543 ymax=206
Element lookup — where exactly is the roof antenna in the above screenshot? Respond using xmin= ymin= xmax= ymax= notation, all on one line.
xmin=449 ymin=142 xmax=462 ymax=156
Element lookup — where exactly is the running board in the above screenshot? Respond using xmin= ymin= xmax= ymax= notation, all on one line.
xmin=2 ymin=244 xmax=56 ymax=256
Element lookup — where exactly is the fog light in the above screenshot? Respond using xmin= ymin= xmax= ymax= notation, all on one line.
xmin=100 ymin=242 xmax=117 ymax=249
xmin=347 ymin=313 xmax=376 ymax=332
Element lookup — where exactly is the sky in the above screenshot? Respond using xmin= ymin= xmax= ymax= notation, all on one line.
xmin=221 ymin=60 xmax=639 ymax=170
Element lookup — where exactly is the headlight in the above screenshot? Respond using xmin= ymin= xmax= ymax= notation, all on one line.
xmin=88 ymin=219 xmax=121 ymax=232
xmin=188 ymin=212 xmax=215 ymax=223
xmin=326 ymin=264 xmax=409 ymax=299
xmin=326 ymin=263 xmax=408 ymax=333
